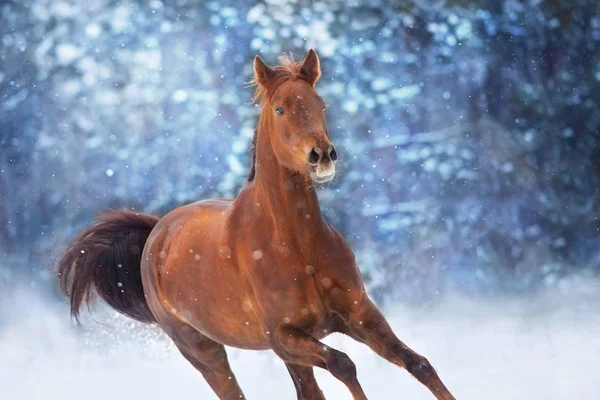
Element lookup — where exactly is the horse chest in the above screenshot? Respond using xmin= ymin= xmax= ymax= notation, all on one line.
xmin=247 ymin=250 xmax=364 ymax=327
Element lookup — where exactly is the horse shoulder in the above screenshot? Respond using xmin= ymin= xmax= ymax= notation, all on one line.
xmin=316 ymin=225 xmax=366 ymax=318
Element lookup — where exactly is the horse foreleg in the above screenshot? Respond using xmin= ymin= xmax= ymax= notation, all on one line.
xmin=343 ymin=298 xmax=456 ymax=400
xmin=271 ymin=325 xmax=368 ymax=400
xmin=285 ymin=363 xmax=326 ymax=400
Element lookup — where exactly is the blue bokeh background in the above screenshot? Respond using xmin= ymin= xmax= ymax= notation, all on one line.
xmin=1 ymin=0 xmax=599 ymax=303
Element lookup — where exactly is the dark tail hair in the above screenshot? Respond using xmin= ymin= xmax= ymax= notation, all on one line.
xmin=57 ymin=209 xmax=159 ymax=324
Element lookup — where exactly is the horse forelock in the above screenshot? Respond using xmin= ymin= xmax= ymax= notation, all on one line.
xmin=250 ymin=54 xmax=313 ymax=104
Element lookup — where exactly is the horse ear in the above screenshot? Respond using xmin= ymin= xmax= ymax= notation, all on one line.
xmin=300 ymin=49 xmax=321 ymax=86
xmin=254 ymin=55 xmax=275 ymax=87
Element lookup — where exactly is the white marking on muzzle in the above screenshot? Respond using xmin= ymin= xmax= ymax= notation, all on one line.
xmin=316 ymin=165 xmax=335 ymax=178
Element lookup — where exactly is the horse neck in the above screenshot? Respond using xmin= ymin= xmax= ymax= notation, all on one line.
xmin=247 ymin=110 xmax=326 ymax=242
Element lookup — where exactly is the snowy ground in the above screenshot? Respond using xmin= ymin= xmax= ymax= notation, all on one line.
xmin=1 ymin=280 xmax=599 ymax=400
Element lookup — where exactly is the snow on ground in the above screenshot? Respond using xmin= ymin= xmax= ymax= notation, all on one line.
xmin=1 ymin=280 xmax=599 ymax=400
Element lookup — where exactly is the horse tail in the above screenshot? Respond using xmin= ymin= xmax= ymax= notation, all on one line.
xmin=57 ymin=209 xmax=159 ymax=324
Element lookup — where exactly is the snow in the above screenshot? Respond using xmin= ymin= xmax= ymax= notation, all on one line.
xmin=171 ymin=90 xmax=189 ymax=103
xmin=1 ymin=285 xmax=598 ymax=399
xmin=247 ymin=4 xmax=265 ymax=23
xmin=56 ymin=43 xmax=81 ymax=65
xmin=343 ymin=100 xmax=358 ymax=114
xmin=227 ymin=155 xmax=245 ymax=175
xmin=51 ymin=2 xmax=77 ymax=18
xmin=252 ymin=250 xmax=263 ymax=260
xmin=390 ymin=84 xmax=421 ymax=100
xmin=1 ymin=0 xmax=600 ymax=366
xmin=85 ymin=23 xmax=102 ymax=38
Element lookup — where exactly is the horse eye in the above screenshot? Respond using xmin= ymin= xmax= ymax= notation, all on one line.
xmin=275 ymin=107 xmax=285 ymax=115
xmin=322 ymin=105 xmax=327 ymax=111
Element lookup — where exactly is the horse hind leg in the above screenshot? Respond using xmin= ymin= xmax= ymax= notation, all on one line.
xmin=178 ymin=344 xmax=245 ymax=400
xmin=285 ymin=363 xmax=326 ymax=400
xmin=162 ymin=319 xmax=246 ymax=400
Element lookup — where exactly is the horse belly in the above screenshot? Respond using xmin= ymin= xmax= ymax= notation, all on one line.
xmin=163 ymin=261 xmax=271 ymax=350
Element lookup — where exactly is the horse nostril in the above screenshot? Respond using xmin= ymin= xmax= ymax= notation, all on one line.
xmin=329 ymin=146 xmax=338 ymax=162
xmin=308 ymin=148 xmax=320 ymax=165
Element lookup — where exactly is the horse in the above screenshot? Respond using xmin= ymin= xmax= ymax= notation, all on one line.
xmin=57 ymin=49 xmax=456 ymax=400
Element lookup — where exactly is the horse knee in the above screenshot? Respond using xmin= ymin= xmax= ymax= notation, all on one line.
xmin=327 ymin=351 xmax=358 ymax=382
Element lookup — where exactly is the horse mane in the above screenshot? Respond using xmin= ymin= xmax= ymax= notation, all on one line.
xmin=246 ymin=54 xmax=313 ymax=182
xmin=247 ymin=129 xmax=258 ymax=182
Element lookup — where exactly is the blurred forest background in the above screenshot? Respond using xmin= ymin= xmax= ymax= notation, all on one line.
xmin=1 ymin=0 xmax=599 ymax=304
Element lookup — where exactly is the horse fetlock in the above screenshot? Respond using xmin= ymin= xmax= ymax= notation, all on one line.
xmin=406 ymin=355 xmax=436 ymax=382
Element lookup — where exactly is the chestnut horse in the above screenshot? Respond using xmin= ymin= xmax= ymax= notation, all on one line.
xmin=58 ymin=50 xmax=455 ymax=400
